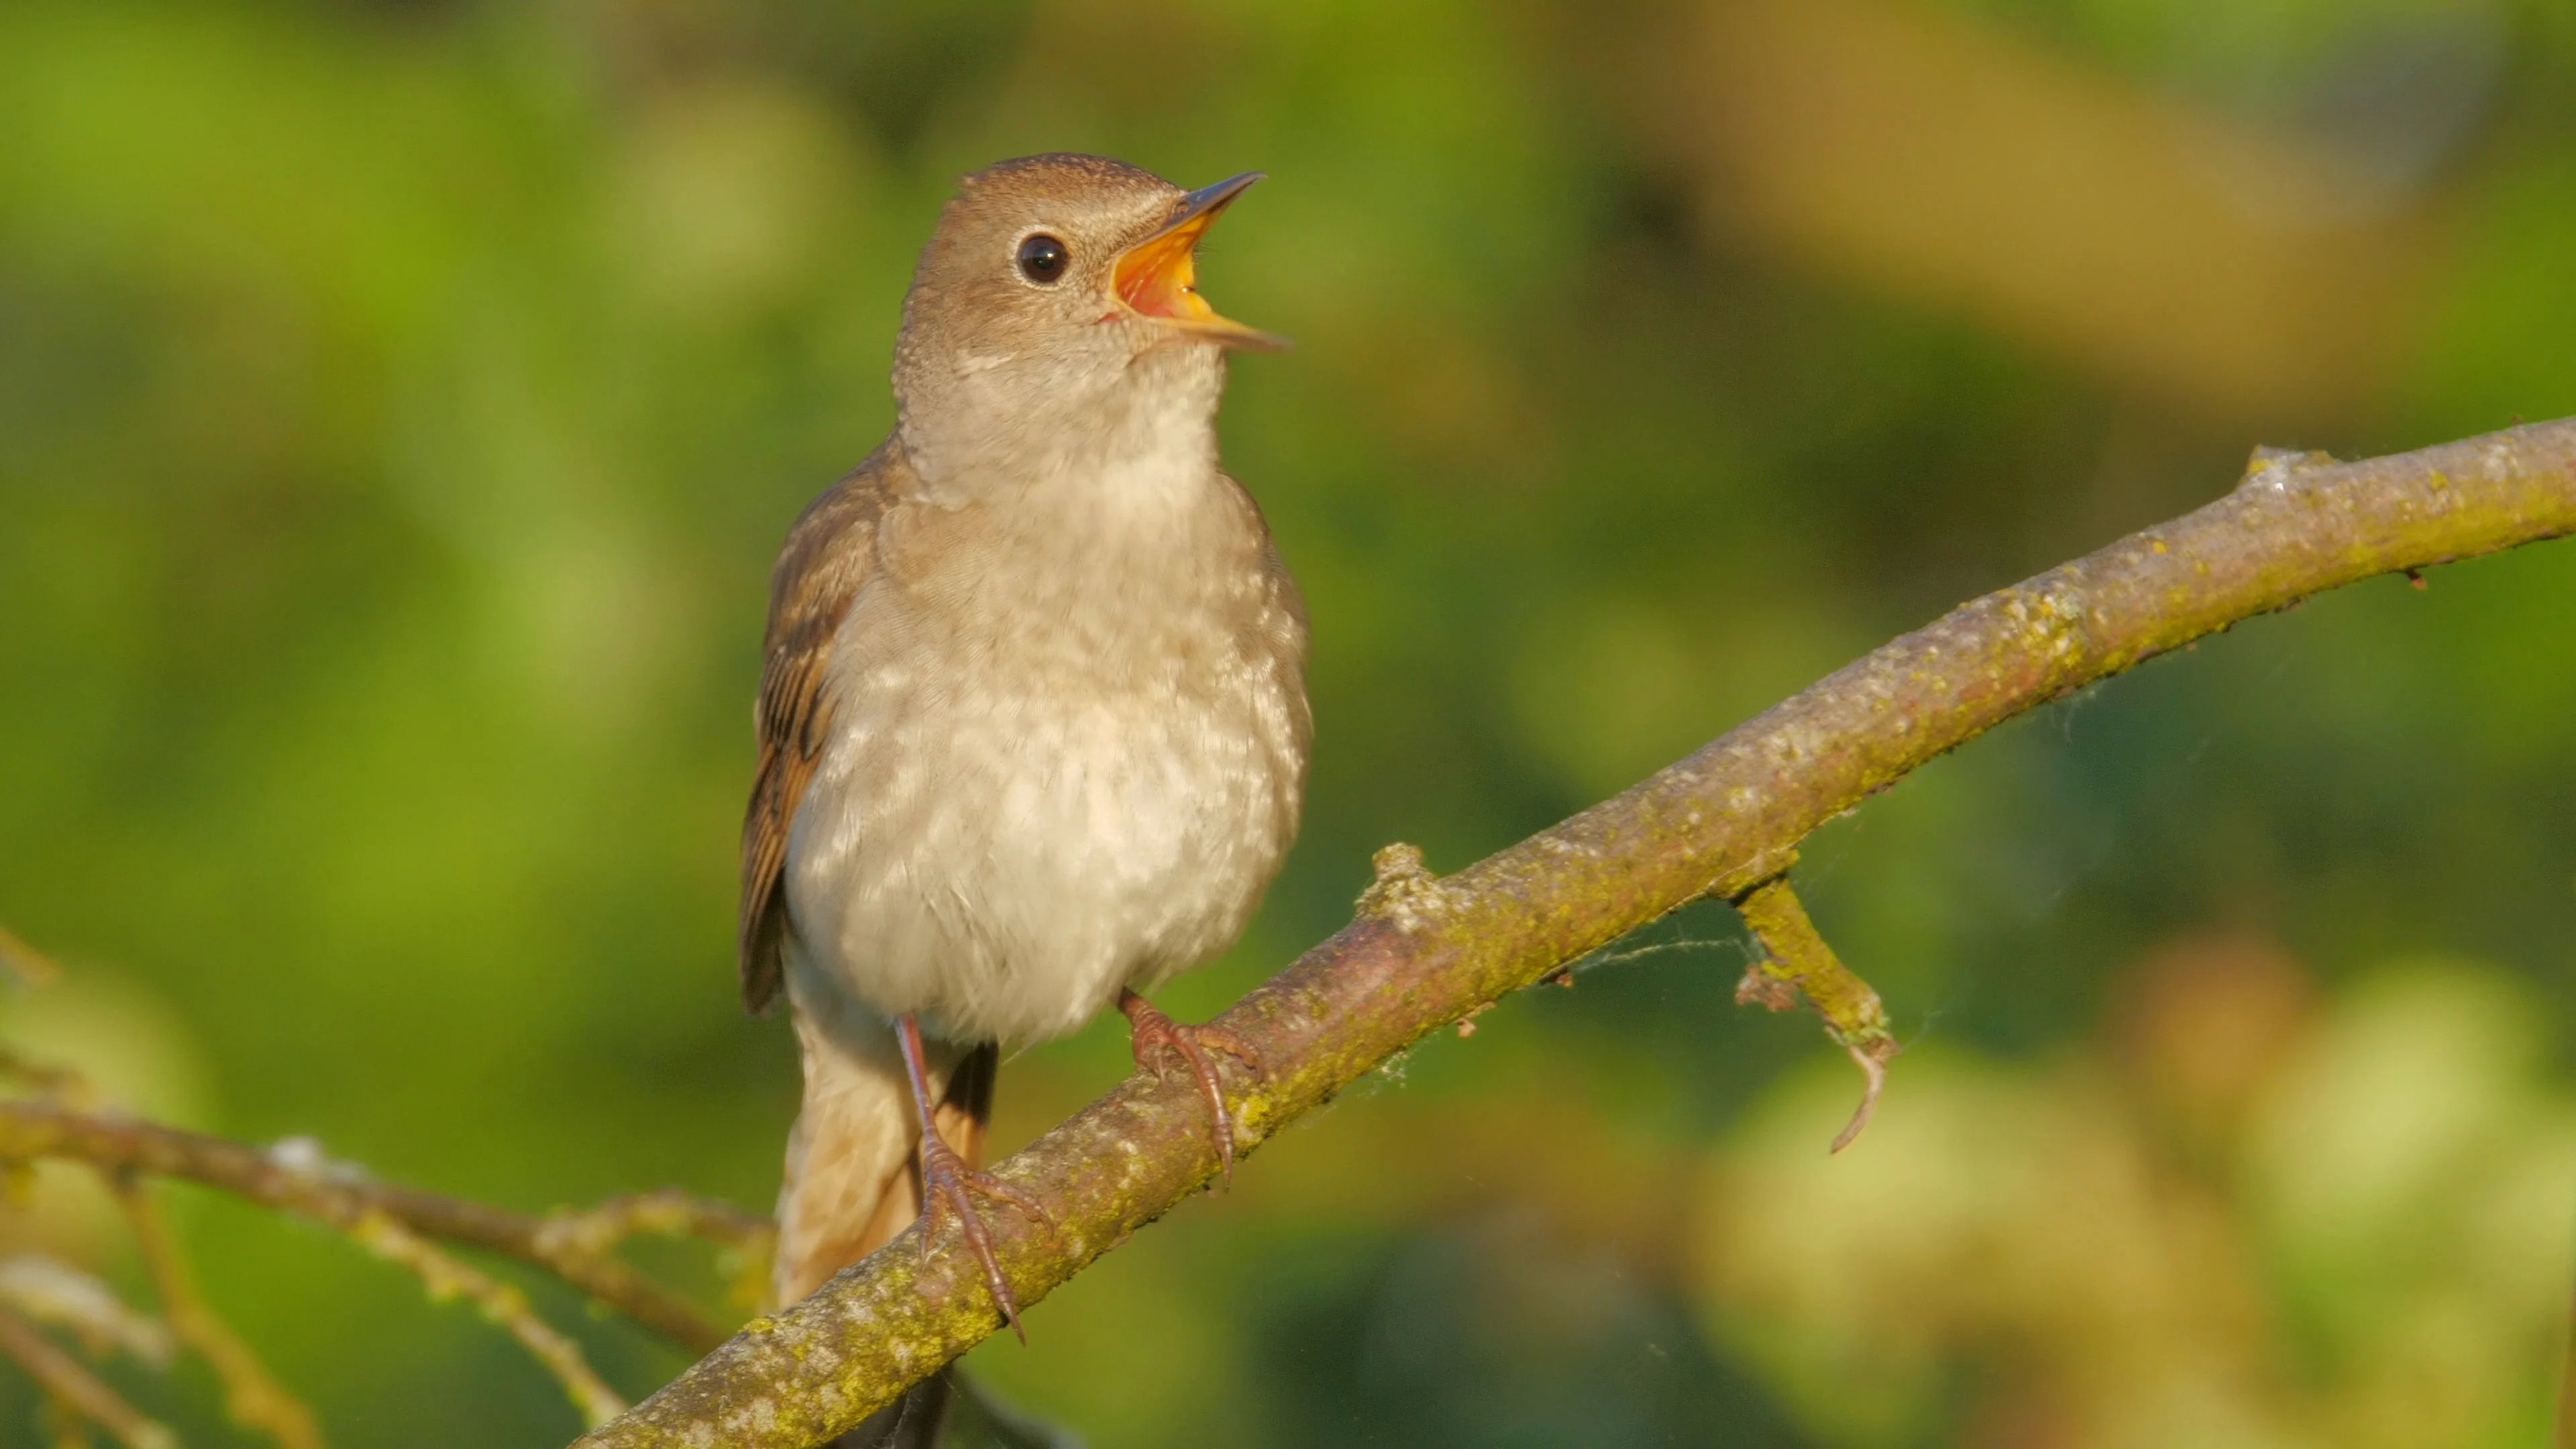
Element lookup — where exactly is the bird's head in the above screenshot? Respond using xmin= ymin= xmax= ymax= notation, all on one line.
xmin=891 ymin=154 xmax=1281 ymax=488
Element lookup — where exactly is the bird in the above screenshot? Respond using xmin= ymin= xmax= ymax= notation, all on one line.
xmin=736 ymin=152 xmax=1309 ymax=1383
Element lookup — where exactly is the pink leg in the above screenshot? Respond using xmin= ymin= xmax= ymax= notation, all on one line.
xmin=895 ymin=1015 xmax=1051 ymax=1342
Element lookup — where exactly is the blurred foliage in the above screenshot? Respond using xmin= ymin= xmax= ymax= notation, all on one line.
xmin=1 ymin=0 xmax=2573 ymax=1444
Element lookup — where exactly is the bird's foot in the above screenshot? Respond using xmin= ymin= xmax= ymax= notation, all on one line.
xmin=1118 ymin=989 xmax=1263 ymax=1185
xmin=916 ymin=1130 xmax=1053 ymax=1343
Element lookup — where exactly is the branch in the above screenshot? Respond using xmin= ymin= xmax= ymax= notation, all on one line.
xmin=0 ymin=1303 xmax=174 ymax=1449
xmin=533 ymin=1189 xmax=776 ymax=1259
xmin=346 ymin=1211 xmax=627 ymax=1427
xmin=0 ymin=1099 xmax=742 ymax=1354
xmin=114 ymin=1174 xmax=323 ymax=1449
xmin=0 ymin=1256 xmax=170 ymax=1366
xmin=584 ymin=420 xmax=2576 ymax=1446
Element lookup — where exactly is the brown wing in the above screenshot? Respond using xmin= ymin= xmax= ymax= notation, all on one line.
xmin=738 ymin=445 xmax=904 ymax=1014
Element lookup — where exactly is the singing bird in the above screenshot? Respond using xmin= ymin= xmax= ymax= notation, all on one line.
xmin=738 ymin=155 xmax=1309 ymax=1348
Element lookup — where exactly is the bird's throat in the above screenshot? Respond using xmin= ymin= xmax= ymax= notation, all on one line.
xmin=905 ymin=342 xmax=1226 ymax=506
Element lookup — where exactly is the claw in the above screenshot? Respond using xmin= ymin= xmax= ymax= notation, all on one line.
xmin=915 ymin=1130 xmax=1051 ymax=1342
xmin=1119 ymin=989 xmax=1263 ymax=1185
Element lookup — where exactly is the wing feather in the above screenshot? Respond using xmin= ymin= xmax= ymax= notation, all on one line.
xmin=738 ymin=447 xmax=902 ymax=1013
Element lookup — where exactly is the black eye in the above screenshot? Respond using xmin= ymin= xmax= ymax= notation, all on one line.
xmin=1016 ymin=233 xmax=1069 ymax=284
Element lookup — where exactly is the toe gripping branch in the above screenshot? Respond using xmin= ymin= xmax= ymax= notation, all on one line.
xmin=1729 ymin=871 xmax=1900 ymax=1153
xmin=1120 ymin=991 xmax=1262 ymax=1186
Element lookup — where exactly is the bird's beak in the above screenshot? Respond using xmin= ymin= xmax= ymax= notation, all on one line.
xmin=1113 ymin=172 xmax=1289 ymax=351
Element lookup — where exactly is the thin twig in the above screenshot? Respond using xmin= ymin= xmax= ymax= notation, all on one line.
xmin=0 ymin=1303 xmax=176 ymax=1449
xmin=348 ymin=1212 xmax=627 ymax=1428
xmin=534 ymin=1188 xmax=775 ymax=1258
xmin=0 ymin=1045 xmax=93 ymax=1106
xmin=113 ymin=1174 xmax=324 ymax=1449
xmin=535 ymin=1189 xmax=777 ymax=1320
xmin=0 ymin=1100 xmax=733 ymax=1354
xmin=0 ymin=1255 xmax=170 ymax=1365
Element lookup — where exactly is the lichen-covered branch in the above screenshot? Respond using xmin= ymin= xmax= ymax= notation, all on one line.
xmin=0 ymin=1098 xmax=737 ymax=1354
xmin=580 ymin=419 xmax=2576 ymax=1447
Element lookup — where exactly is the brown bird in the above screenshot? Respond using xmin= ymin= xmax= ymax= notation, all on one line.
xmin=737 ymin=153 xmax=1308 ymax=1379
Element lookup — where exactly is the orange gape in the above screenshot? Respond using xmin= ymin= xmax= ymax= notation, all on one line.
xmin=1113 ymin=208 xmax=1219 ymax=321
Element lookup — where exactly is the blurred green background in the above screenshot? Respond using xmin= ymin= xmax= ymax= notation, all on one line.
xmin=3 ymin=0 xmax=2575 ymax=1444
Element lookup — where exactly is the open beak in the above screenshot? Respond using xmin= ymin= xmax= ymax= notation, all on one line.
xmin=1112 ymin=172 xmax=1288 ymax=351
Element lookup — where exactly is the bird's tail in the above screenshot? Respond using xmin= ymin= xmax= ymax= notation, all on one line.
xmin=772 ymin=1005 xmax=996 ymax=1309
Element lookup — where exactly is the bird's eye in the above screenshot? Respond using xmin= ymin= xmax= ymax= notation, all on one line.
xmin=1016 ymin=233 xmax=1069 ymax=284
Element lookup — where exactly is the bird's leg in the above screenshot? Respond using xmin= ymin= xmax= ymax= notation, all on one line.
xmin=894 ymin=1014 xmax=1051 ymax=1342
xmin=1118 ymin=989 xmax=1263 ymax=1184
